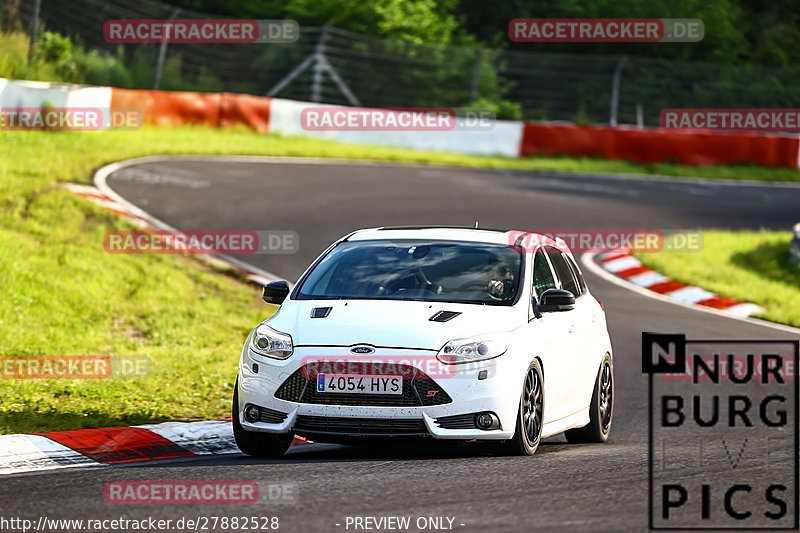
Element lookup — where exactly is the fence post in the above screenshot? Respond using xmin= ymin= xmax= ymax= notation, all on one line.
xmin=470 ymin=49 xmax=482 ymax=103
xmin=266 ymin=25 xmax=358 ymax=105
xmin=152 ymin=8 xmax=180 ymax=90
xmin=609 ymin=55 xmax=628 ymax=126
xmin=311 ymin=25 xmax=330 ymax=103
xmin=27 ymin=0 xmax=42 ymax=63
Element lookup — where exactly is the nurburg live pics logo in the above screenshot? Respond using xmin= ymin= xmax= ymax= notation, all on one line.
xmin=642 ymin=333 xmax=799 ymax=530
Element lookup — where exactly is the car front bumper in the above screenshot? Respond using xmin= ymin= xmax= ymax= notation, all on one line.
xmin=236 ymin=342 xmax=525 ymax=441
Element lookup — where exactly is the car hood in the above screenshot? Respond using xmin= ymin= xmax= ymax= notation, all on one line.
xmin=266 ymin=299 xmax=523 ymax=350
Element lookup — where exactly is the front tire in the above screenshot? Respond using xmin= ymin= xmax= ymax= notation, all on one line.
xmin=565 ymin=353 xmax=613 ymax=443
xmin=232 ymin=378 xmax=293 ymax=458
xmin=495 ymin=359 xmax=544 ymax=456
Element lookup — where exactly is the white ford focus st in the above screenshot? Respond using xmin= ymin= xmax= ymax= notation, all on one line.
xmin=233 ymin=227 xmax=614 ymax=456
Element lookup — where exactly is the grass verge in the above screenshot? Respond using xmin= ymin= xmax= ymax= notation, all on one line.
xmin=635 ymin=231 xmax=800 ymax=328
xmin=2 ymin=127 xmax=799 ymax=434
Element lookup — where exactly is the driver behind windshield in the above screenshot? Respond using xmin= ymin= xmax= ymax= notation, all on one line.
xmin=487 ymin=265 xmax=516 ymax=299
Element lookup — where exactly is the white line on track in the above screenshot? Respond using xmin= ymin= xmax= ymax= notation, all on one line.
xmin=582 ymin=252 xmax=800 ymax=336
xmin=93 ymin=157 xmax=283 ymax=284
xmin=97 ymin=154 xmax=800 ymax=189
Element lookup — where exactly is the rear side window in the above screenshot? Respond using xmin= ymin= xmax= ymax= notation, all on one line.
xmin=532 ymin=251 xmax=557 ymax=300
xmin=547 ymin=248 xmax=580 ymax=297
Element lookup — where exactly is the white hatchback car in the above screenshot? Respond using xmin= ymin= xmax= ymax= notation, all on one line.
xmin=233 ymin=227 xmax=613 ymax=456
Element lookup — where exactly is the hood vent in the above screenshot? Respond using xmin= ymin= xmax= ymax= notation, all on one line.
xmin=429 ymin=310 xmax=461 ymax=322
xmin=310 ymin=307 xmax=332 ymax=318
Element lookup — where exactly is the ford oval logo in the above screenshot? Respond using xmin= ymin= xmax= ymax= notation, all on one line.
xmin=350 ymin=345 xmax=375 ymax=354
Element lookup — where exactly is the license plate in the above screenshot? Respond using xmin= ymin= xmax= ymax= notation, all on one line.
xmin=316 ymin=374 xmax=403 ymax=395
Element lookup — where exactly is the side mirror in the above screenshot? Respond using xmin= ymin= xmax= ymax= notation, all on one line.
xmin=534 ymin=288 xmax=575 ymax=315
xmin=262 ymin=281 xmax=290 ymax=305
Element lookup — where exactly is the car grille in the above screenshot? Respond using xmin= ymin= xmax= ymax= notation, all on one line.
xmin=274 ymin=363 xmax=452 ymax=407
xmin=293 ymin=415 xmax=428 ymax=436
xmin=434 ymin=413 xmax=478 ymax=430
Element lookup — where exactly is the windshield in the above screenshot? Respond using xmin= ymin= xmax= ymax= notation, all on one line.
xmin=296 ymin=239 xmax=523 ymax=305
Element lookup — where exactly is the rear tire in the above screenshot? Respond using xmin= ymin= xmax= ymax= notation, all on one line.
xmin=232 ymin=378 xmax=293 ymax=457
xmin=495 ymin=360 xmax=544 ymax=456
xmin=565 ymin=353 xmax=613 ymax=443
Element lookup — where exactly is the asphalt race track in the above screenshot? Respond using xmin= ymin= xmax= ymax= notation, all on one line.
xmin=3 ymin=158 xmax=799 ymax=532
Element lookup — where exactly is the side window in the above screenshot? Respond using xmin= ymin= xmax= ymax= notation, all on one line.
xmin=532 ymin=251 xmax=557 ymax=300
xmin=566 ymin=255 xmax=587 ymax=295
xmin=547 ymin=248 xmax=580 ymax=297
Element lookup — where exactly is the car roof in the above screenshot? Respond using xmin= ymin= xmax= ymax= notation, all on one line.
xmin=346 ymin=226 xmax=570 ymax=253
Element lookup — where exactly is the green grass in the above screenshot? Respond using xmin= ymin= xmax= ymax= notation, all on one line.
xmin=2 ymin=127 xmax=800 ymax=434
xmin=634 ymin=231 xmax=800 ymax=328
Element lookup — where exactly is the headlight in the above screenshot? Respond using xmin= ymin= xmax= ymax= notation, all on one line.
xmin=250 ymin=324 xmax=293 ymax=360
xmin=436 ymin=333 xmax=510 ymax=364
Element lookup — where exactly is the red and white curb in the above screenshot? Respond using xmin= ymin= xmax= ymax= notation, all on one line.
xmin=599 ymin=249 xmax=763 ymax=317
xmin=0 ymin=420 xmax=309 ymax=475
xmin=61 ymin=181 xmax=277 ymax=286
xmin=62 ymin=183 xmax=152 ymax=226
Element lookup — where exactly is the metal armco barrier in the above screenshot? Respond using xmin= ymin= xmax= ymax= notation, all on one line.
xmin=2 ymin=77 xmax=799 ymax=169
